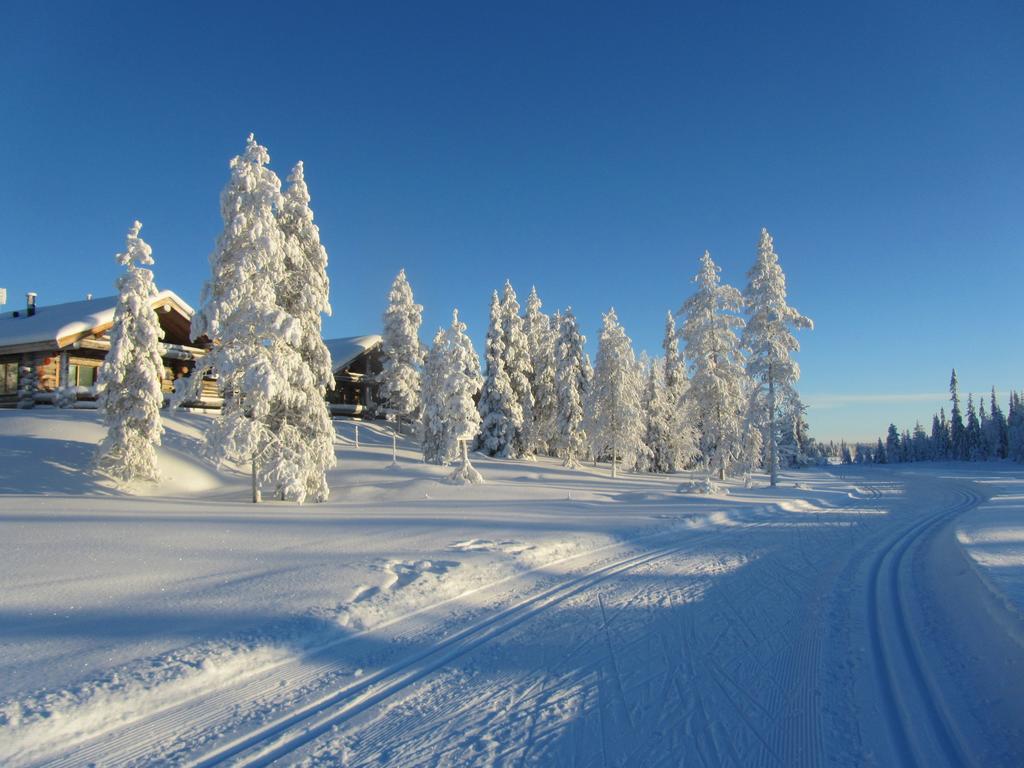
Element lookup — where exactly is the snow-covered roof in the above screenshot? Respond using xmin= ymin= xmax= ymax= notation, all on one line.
xmin=0 ymin=290 xmax=194 ymax=349
xmin=324 ymin=335 xmax=382 ymax=372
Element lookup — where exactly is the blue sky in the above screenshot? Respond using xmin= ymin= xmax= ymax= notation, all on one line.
xmin=1 ymin=2 xmax=1021 ymax=442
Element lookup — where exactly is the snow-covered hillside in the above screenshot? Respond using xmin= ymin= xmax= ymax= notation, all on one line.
xmin=1 ymin=410 xmax=1022 ymax=766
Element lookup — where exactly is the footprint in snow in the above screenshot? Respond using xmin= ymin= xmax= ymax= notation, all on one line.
xmin=349 ymin=559 xmax=461 ymax=603
xmin=448 ymin=539 xmax=534 ymax=555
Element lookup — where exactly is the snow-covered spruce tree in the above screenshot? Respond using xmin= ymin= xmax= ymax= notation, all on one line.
xmin=554 ymin=307 xmax=587 ymax=467
xmin=17 ymin=362 xmax=37 ymax=409
xmin=741 ymin=229 xmax=813 ymax=486
xmin=737 ymin=382 xmax=766 ymax=476
xmin=1009 ymin=392 xmax=1024 ymax=462
xmin=379 ymin=269 xmax=424 ymax=434
xmin=885 ymin=423 xmax=901 ymax=463
xmin=640 ymin=357 xmax=668 ymax=472
xmin=431 ymin=311 xmax=486 ymax=481
xmin=499 ymin=281 xmax=534 ymax=457
xmin=989 ymin=387 xmax=1009 ymax=459
xmin=965 ymin=393 xmax=982 ymax=460
xmin=94 ymin=221 xmax=165 ymax=483
xmin=262 ymin=160 xmax=337 ymax=502
xmin=421 ymin=311 xmax=483 ymax=467
xmin=174 ymin=134 xmax=296 ymax=503
xmin=587 ymin=309 xmax=648 ymax=477
xmin=524 ymin=286 xmax=558 ymax=456
xmin=978 ymin=398 xmax=993 ymax=461
xmin=949 ymin=369 xmax=966 ymax=460
xmin=680 ymin=252 xmax=747 ymax=480
xmin=477 ymin=291 xmax=522 ymax=457
xmin=659 ymin=311 xmax=699 ymax=472
xmin=912 ymin=421 xmax=929 ymax=461
xmin=421 ymin=327 xmax=448 ymax=464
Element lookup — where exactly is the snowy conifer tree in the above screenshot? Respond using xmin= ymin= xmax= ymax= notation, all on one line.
xmin=885 ymin=423 xmax=901 ymax=463
xmin=524 ymin=287 xmax=557 ymax=456
xmin=978 ymin=399 xmax=993 ymax=460
xmin=680 ymin=252 xmax=747 ymax=480
xmin=989 ymin=387 xmax=1009 ymax=459
xmin=421 ymin=310 xmax=484 ymax=468
xmin=421 ymin=328 xmax=448 ymax=464
xmin=587 ymin=309 xmax=648 ymax=476
xmin=500 ymin=281 xmax=534 ymax=457
xmin=174 ymin=134 xmax=294 ymax=502
xmin=965 ymin=393 xmax=982 ymax=460
xmin=949 ymin=369 xmax=966 ymax=460
xmin=477 ymin=291 xmax=522 ymax=457
xmin=1009 ymin=392 xmax=1024 ymax=462
xmin=554 ymin=307 xmax=587 ymax=467
xmin=658 ymin=311 xmax=698 ymax=472
xmin=741 ymin=229 xmax=813 ymax=486
xmin=257 ymin=160 xmax=338 ymax=503
xmin=912 ymin=421 xmax=929 ymax=461
xmin=95 ymin=221 xmax=165 ymax=483
xmin=379 ymin=269 xmax=424 ymax=433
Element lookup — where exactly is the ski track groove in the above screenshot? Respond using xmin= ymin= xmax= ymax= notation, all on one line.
xmin=867 ymin=482 xmax=982 ymax=768
xmin=37 ymin=473 xmax=988 ymax=768
xmin=43 ymin=523 xmax=736 ymax=768
xmin=186 ymin=525 xmax=762 ymax=768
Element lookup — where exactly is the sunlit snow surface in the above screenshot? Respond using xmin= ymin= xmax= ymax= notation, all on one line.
xmin=1 ymin=410 xmax=1022 ymax=767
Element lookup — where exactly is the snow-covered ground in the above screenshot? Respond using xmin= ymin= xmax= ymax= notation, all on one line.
xmin=1 ymin=410 xmax=1023 ymax=766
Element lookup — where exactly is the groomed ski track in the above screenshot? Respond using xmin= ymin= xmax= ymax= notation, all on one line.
xmin=32 ymin=472 xmax=1024 ymax=767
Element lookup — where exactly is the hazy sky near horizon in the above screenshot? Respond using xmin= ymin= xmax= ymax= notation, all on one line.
xmin=1 ymin=2 xmax=1021 ymax=442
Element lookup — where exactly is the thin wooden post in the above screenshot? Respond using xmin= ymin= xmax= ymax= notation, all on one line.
xmin=251 ymin=457 xmax=261 ymax=503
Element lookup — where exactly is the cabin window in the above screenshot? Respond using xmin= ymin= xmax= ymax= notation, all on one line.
xmin=67 ymin=363 xmax=97 ymax=387
xmin=0 ymin=362 xmax=18 ymax=394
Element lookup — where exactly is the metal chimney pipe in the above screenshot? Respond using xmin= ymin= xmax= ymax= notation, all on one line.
xmin=26 ymin=292 xmax=36 ymax=317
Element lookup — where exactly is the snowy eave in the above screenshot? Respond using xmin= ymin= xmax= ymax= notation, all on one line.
xmin=324 ymin=335 xmax=382 ymax=373
xmin=0 ymin=290 xmax=194 ymax=350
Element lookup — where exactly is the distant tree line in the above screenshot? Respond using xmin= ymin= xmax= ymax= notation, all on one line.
xmin=830 ymin=369 xmax=1024 ymax=465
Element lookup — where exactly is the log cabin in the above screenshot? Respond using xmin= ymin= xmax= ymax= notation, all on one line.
xmin=0 ymin=291 xmax=211 ymax=408
xmin=324 ymin=335 xmax=383 ymax=417
xmin=0 ymin=292 xmax=384 ymax=417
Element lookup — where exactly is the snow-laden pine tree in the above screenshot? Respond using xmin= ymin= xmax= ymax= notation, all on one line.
xmin=421 ymin=327 xmax=448 ymax=464
xmin=949 ymin=369 xmax=966 ymax=460
xmin=175 ymin=134 xmax=295 ymax=502
xmin=500 ymin=281 xmax=534 ymax=457
xmin=738 ymin=382 xmax=766 ymax=476
xmin=657 ymin=311 xmax=698 ymax=472
xmin=524 ymin=287 xmax=557 ymax=456
xmin=965 ymin=393 xmax=982 ymax=460
xmin=587 ymin=309 xmax=648 ymax=476
xmin=553 ymin=307 xmax=587 ymax=467
xmin=680 ymin=252 xmax=747 ymax=480
xmin=477 ymin=291 xmax=522 ymax=457
xmin=978 ymin=399 xmax=993 ymax=460
xmin=421 ymin=310 xmax=484 ymax=467
xmin=741 ymin=229 xmax=813 ymax=486
xmin=912 ymin=421 xmax=929 ymax=461
xmin=256 ymin=161 xmax=338 ymax=502
xmin=379 ymin=269 xmax=424 ymax=433
xmin=640 ymin=357 xmax=669 ymax=472
xmin=1009 ymin=392 xmax=1024 ymax=462
xmin=989 ymin=387 xmax=1009 ymax=459
xmin=885 ymin=423 xmax=901 ymax=462
xmin=95 ymin=221 xmax=165 ymax=483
